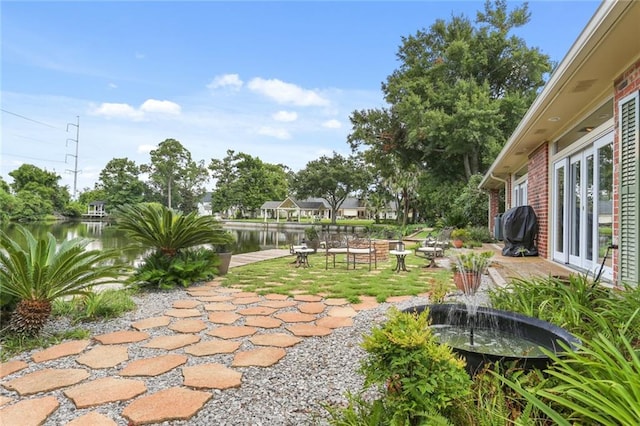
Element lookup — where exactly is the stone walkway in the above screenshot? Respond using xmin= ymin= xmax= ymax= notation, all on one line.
xmin=0 ymin=249 xmax=419 ymax=426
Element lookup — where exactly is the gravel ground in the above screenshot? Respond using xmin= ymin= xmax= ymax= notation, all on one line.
xmin=4 ymin=275 xmax=493 ymax=426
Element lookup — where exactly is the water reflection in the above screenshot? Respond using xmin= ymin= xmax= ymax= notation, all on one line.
xmin=1 ymin=221 xmax=306 ymax=258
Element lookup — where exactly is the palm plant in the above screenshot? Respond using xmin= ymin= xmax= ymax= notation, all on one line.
xmin=115 ymin=203 xmax=233 ymax=256
xmin=0 ymin=226 xmax=124 ymax=335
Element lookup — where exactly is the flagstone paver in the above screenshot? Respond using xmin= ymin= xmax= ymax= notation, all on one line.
xmin=143 ymin=334 xmax=200 ymax=350
xmin=324 ymin=298 xmax=350 ymax=306
xmin=122 ymin=386 xmax=212 ymax=425
xmin=207 ymin=311 xmax=241 ymax=324
xmin=195 ymin=295 xmax=233 ymax=302
xmin=3 ymin=368 xmax=90 ymax=396
xmin=273 ymin=311 xmax=316 ymax=322
xmin=119 ymin=354 xmax=188 ymax=377
xmin=94 ymin=330 xmax=149 ymax=345
xmin=351 ymin=300 xmax=380 ymax=311
xmin=207 ymin=325 xmax=258 ymax=339
xmin=0 ymin=395 xmax=59 ymax=426
xmin=293 ymin=295 xmax=323 ymax=302
xmin=184 ymin=339 xmax=242 ymax=356
xmin=232 ymin=347 xmax=286 ymax=367
xmin=203 ymin=303 xmax=237 ymax=312
xmin=286 ymin=324 xmax=333 ymax=337
xmin=64 ymin=377 xmax=146 ymax=408
xmin=0 ymin=395 xmax=13 ymax=406
xmin=66 ymin=411 xmax=117 ymax=426
xmin=298 ymin=302 xmax=326 ymax=314
xmin=182 ymin=363 xmax=242 ymax=389
xmin=259 ymin=300 xmax=298 ymax=308
xmin=168 ymin=318 xmax=208 ymax=333
xmin=264 ymin=293 xmax=289 ymax=300
xmin=131 ymin=316 xmax=171 ymax=330
xmin=76 ymin=345 xmax=129 ymax=369
xmin=172 ymin=299 xmax=200 ymax=309
xmin=250 ymin=333 xmax=302 ymax=347
xmin=237 ymin=306 xmax=277 ymax=316
xmin=0 ymin=360 xmax=28 ymax=379
xmin=316 ymin=316 xmax=354 ymax=328
xmin=327 ymin=306 xmax=358 ymax=317
xmin=164 ymin=308 xmax=202 ymax=318
xmin=244 ymin=316 xmax=282 ymax=328
xmin=232 ymin=296 xmax=262 ymax=304
xmin=31 ymin=339 xmax=91 ymax=363
xmin=386 ymin=295 xmax=414 ymax=303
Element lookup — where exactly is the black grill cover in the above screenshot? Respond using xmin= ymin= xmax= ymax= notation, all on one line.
xmin=502 ymin=205 xmax=539 ymax=257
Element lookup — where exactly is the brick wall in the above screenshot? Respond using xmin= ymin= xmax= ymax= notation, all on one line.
xmin=612 ymin=58 xmax=640 ymax=284
xmin=527 ymin=143 xmax=550 ymax=257
xmin=489 ymin=189 xmax=500 ymax=237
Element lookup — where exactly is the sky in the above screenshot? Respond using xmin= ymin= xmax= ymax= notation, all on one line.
xmin=1 ymin=0 xmax=601 ymax=197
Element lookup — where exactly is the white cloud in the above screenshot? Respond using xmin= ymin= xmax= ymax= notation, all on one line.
xmin=140 ymin=99 xmax=181 ymax=115
xmin=89 ymin=99 xmax=181 ymax=120
xmin=90 ymin=102 xmax=143 ymax=120
xmin=258 ymin=126 xmax=291 ymax=140
xmin=247 ymin=78 xmax=329 ymax=106
xmin=207 ymin=73 xmax=243 ymax=90
xmin=322 ymin=119 xmax=341 ymax=129
xmin=272 ymin=110 xmax=297 ymax=122
xmin=108 ymin=82 xmax=118 ymax=89
xmin=137 ymin=144 xmax=156 ymax=154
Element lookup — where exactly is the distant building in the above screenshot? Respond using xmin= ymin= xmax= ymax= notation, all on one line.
xmin=85 ymin=201 xmax=107 ymax=218
xmin=259 ymin=197 xmax=397 ymax=221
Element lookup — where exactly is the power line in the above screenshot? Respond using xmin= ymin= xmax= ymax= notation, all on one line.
xmin=3 ymin=152 xmax=66 ymax=164
xmin=1 ymin=109 xmax=60 ymax=129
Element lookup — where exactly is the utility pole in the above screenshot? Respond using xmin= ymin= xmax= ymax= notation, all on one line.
xmin=66 ymin=116 xmax=80 ymax=199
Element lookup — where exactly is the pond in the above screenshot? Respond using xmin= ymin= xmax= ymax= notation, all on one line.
xmin=0 ymin=221 xmax=308 ymax=263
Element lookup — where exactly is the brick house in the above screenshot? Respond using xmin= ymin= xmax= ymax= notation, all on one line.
xmin=480 ymin=0 xmax=639 ymax=286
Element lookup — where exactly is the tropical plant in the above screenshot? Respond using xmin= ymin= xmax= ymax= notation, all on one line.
xmin=0 ymin=226 xmax=124 ymax=335
xmin=498 ymin=332 xmax=640 ymax=426
xmin=450 ymin=228 xmax=471 ymax=243
xmin=115 ymin=203 xmax=233 ymax=257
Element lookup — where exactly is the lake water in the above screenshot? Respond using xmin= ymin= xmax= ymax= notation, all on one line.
xmin=0 ymin=221 xmax=307 ymax=261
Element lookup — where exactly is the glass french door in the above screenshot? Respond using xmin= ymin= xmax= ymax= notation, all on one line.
xmin=553 ymin=132 xmax=613 ymax=280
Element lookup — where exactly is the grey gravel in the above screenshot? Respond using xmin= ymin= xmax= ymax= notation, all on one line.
xmin=2 ymin=274 xmax=494 ymax=426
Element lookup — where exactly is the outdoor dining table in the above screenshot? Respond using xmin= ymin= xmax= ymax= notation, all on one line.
xmin=293 ymin=247 xmax=315 ymax=268
xmin=389 ymin=249 xmax=411 ymax=273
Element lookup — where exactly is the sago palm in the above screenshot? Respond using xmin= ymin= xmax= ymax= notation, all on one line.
xmin=0 ymin=226 xmax=124 ymax=335
xmin=115 ymin=203 xmax=233 ymax=256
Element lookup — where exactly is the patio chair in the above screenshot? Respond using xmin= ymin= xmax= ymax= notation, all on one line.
xmin=347 ymin=236 xmax=377 ymax=271
xmin=325 ymin=233 xmax=350 ymax=269
xmin=415 ymin=227 xmax=452 ymax=267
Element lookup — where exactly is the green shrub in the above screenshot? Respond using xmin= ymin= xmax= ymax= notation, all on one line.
xmin=131 ymin=248 xmax=219 ymax=289
xmin=330 ymin=307 xmax=471 ymax=424
xmin=468 ymin=226 xmax=493 ymax=243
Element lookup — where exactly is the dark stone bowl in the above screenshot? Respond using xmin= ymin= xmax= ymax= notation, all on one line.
xmin=403 ymin=304 xmax=581 ymax=375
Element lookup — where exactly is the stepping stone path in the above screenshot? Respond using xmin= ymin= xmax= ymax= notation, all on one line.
xmin=0 ymin=280 xmax=385 ymax=425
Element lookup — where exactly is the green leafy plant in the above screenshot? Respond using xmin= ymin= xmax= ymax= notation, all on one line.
xmin=0 ymin=328 xmax=91 ymax=362
xmin=115 ymin=202 xmax=233 ymax=257
xmin=337 ymin=307 xmax=471 ymax=425
xmin=498 ymin=332 xmax=640 ymax=426
xmin=0 ymin=225 xmax=124 ymax=335
xmin=450 ymin=228 xmax=471 ymax=243
xmin=52 ymin=289 xmax=137 ymax=323
xmin=451 ymin=251 xmax=494 ymax=274
xmin=131 ymin=248 xmax=219 ymax=289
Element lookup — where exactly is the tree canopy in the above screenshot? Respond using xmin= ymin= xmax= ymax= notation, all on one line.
xmin=292 ymin=152 xmax=370 ymax=224
xmin=141 ymin=139 xmax=209 ymax=212
xmin=350 ymin=0 xmax=551 ymax=184
xmin=96 ymin=158 xmax=145 ymax=209
xmin=209 ymin=150 xmax=289 ymax=217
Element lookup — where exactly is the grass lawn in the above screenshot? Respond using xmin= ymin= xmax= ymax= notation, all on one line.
xmin=220 ymin=251 xmax=454 ymax=303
